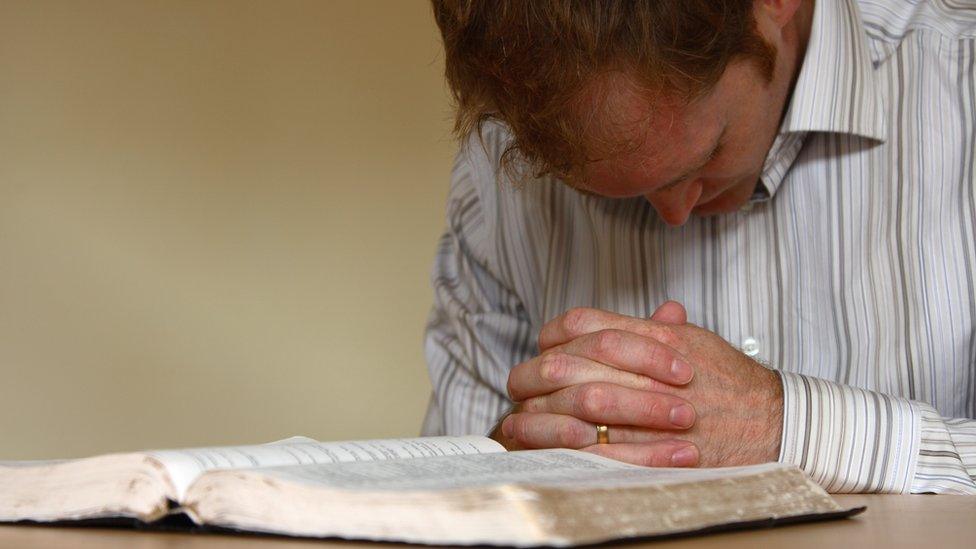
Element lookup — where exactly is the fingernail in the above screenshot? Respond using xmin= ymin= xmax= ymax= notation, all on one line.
xmin=670 ymin=358 xmax=693 ymax=383
xmin=671 ymin=446 xmax=698 ymax=467
xmin=501 ymin=415 xmax=514 ymax=439
xmin=669 ymin=404 xmax=695 ymax=428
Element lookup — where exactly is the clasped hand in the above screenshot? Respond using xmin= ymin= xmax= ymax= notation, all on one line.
xmin=495 ymin=302 xmax=783 ymax=468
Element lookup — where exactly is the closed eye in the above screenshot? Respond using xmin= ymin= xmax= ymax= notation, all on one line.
xmin=706 ymin=141 xmax=723 ymax=163
xmin=656 ymin=141 xmax=724 ymax=193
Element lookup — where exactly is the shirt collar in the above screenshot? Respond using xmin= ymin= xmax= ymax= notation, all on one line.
xmin=756 ymin=0 xmax=887 ymax=201
xmin=783 ymin=0 xmax=886 ymax=139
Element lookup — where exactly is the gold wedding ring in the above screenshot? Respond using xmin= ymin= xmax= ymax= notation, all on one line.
xmin=596 ymin=424 xmax=610 ymax=444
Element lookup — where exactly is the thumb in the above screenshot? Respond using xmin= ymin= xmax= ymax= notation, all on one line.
xmin=650 ymin=300 xmax=687 ymax=325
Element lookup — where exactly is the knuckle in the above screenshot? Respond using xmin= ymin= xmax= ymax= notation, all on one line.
xmin=591 ymin=329 xmax=622 ymax=356
xmin=561 ymin=307 xmax=594 ymax=336
xmin=644 ymin=342 xmax=670 ymax=373
xmin=506 ymin=372 xmax=518 ymax=400
xmin=507 ymin=361 xmax=530 ymax=400
xmin=520 ymin=397 xmax=541 ymax=413
xmin=558 ymin=420 xmax=587 ymax=447
xmin=539 ymin=352 xmax=569 ymax=383
xmin=638 ymin=397 xmax=668 ymax=424
xmin=575 ymin=383 xmax=612 ymax=418
xmin=509 ymin=415 xmax=528 ymax=444
xmin=639 ymin=448 xmax=667 ymax=467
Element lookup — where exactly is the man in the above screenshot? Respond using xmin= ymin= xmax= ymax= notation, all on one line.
xmin=422 ymin=0 xmax=976 ymax=494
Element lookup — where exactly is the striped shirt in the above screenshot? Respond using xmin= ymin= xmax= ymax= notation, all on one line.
xmin=422 ymin=0 xmax=976 ymax=494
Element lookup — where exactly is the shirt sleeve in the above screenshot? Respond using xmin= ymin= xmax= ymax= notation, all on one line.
xmin=778 ymin=371 xmax=976 ymax=494
xmin=420 ymin=144 xmax=535 ymax=437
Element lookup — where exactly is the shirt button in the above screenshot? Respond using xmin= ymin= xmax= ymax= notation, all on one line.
xmin=741 ymin=337 xmax=760 ymax=357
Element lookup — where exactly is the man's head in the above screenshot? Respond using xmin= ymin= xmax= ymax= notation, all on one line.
xmin=432 ymin=0 xmax=812 ymax=225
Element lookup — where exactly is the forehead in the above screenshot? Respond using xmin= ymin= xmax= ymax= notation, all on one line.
xmin=573 ymin=74 xmax=724 ymax=194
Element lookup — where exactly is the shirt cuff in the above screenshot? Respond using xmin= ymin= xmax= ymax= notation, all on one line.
xmin=777 ymin=371 xmax=921 ymax=493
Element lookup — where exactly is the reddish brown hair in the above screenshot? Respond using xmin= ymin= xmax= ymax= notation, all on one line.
xmin=431 ymin=1 xmax=776 ymax=181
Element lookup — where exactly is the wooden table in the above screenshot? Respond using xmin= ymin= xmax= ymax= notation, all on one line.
xmin=0 ymin=495 xmax=973 ymax=548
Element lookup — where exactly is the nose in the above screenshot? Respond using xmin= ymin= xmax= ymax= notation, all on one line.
xmin=646 ymin=180 xmax=703 ymax=226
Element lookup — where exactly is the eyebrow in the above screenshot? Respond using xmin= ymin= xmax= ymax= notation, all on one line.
xmin=656 ymin=129 xmax=726 ymax=191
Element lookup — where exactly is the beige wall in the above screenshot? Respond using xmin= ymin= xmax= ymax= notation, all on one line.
xmin=0 ymin=0 xmax=457 ymax=459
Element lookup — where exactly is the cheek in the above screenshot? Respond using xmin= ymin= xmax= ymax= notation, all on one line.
xmin=714 ymin=116 xmax=780 ymax=178
xmin=704 ymin=137 xmax=766 ymax=182
xmin=701 ymin=158 xmax=750 ymax=184
xmin=697 ymin=155 xmax=764 ymax=205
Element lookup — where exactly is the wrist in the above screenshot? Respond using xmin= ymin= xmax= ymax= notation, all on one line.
xmin=764 ymin=369 xmax=784 ymax=462
xmin=722 ymin=365 xmax=782 ymax=465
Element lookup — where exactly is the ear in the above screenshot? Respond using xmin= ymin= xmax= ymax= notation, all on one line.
xmin=756 ymin=0 xmax=805 ymax=28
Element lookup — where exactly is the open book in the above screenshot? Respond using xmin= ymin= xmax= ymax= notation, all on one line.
xmin=0 ymin=435 xmax=862 ymax=546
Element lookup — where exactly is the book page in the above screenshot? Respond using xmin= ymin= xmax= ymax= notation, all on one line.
xmin=148 ymin=435 xmax=503 ymax=500
xmin=184 ymin=449 xmax=847 ymax=547
xmin=243 ymin=448 xmax=791 ymax=492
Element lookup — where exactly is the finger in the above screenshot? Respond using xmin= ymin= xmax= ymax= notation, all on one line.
xmin=540 ymin=308 xmax=689 ymax=354
xmin=508 ymin=353 xmax=670 ymax=402
xmin=502 ymin=412 xmax=692 ymax=449
xmin=553 ymin=329 xmax=693 ymax=385
xmin=501 ymin=412 xmax=591 ymax=449
xmin=650 ymin=300 xmax=687 ymax=325
xmin=507 ymin=333 xmax=692 ymax=402
xmin=520 ymin=382 xmax=696 ymax=430
xmin=582 ymin=441 xmax=700 ymax=468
